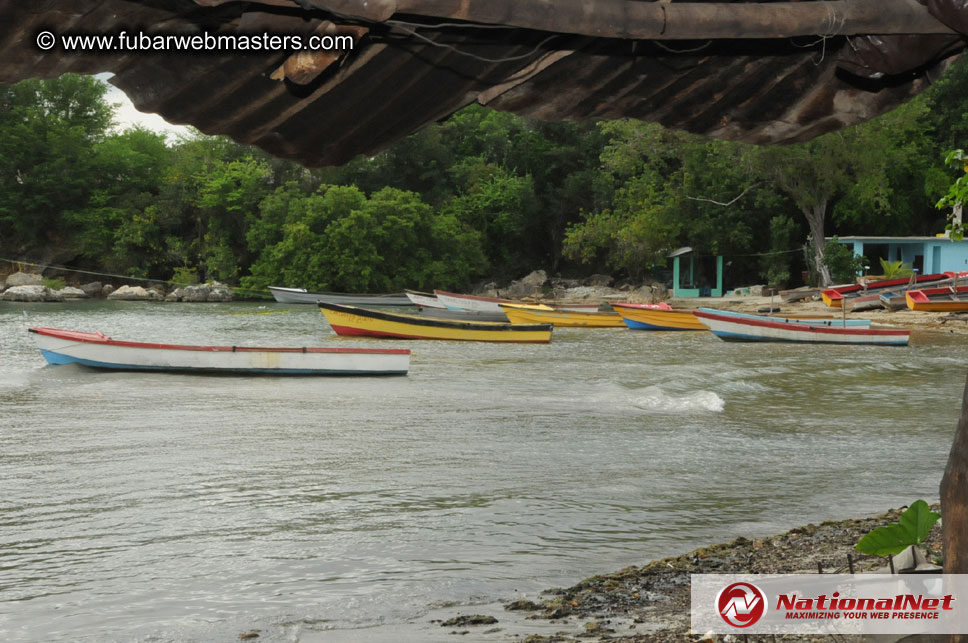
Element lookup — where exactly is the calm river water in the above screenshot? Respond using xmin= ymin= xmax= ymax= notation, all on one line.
xmin=0 ymin=301 xmax=964 ymax=642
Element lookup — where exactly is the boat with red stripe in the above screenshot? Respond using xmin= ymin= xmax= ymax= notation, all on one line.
xmin=693 ymin=309 xmax=910 ymax=346
xmin=29 ymin=327 xmax=410 ymax=375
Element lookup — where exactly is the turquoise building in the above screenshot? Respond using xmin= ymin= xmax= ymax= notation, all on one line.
xmin=833 ymin=236 xmax=968 ymax=275
xmin=668 ymin=247 xmax=724 ymax=297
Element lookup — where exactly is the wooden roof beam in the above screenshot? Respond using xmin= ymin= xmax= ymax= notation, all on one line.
xmin=198 ymin=0 xmax=958 ymax=39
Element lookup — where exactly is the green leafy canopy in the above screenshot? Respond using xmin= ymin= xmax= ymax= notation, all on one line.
xmin=855 ymin=500 xmax=941 ymax=557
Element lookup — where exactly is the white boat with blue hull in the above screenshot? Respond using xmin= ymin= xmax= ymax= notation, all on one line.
xmin=693 ymin=309 xmax=909 ymax=346
xmin=708 ymin=308 xmax=872 ymax=327
xmin=268 ymin=286 xmax=412 ymax=306
xmin=29 ymin=327 xmax=411 ymax=375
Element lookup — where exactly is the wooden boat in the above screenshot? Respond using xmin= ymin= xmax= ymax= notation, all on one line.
xmin=433 ymin=289 xmax=515 ymax=313
xmin=704 ymin=308 xmax=872 ymax=327
xmin=415 ymin=307 xmax=509 ymax=322
xmin=779 ymin=286 xmax=820 ymax=302
xmin=268 ymin=286 xmax=411 ymax=306
xmin=318 ymin=302 xmax=553 ymax=343
xmin=694 ymin=309 xmax=909 ymax=345
xmin=29 ymin=327 xmax=410 ymax=375
xmin=611 ymin=303 xmax=706 ymax=331
xmin=879 ymin=290 xmax=910 ymax=312
xmin=432 ymin=289 xmax=600 ymax=313
xmin=499 ymin=303 xmax=625 ymax=328
xmin=905 ymin=284 xmax=968 ymax=312
xmin=405 ymin=289 xmax=445 ymax=308
xmin=820 ymin=273 xmax=950 ymax=308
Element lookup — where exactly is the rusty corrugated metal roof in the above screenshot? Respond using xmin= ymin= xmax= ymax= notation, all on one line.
xmin=0 ymin=0 xmax=965 ymax=166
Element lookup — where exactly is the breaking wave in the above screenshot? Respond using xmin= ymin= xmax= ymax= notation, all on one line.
xmin=629 ymin=386 xmax=724 ymax=413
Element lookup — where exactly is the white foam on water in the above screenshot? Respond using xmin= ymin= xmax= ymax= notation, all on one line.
xmin=629 ymin=385 xmax=725 ymax=413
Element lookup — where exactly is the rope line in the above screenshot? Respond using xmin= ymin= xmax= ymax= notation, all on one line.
xmin=0 ymin=257 xmax=271 ymax=297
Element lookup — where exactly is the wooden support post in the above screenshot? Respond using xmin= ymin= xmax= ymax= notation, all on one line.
xmin=941 ymin=372 xmax=968 ymax=643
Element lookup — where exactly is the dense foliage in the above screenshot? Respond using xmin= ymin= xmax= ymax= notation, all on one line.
xmin=2 ymin=60 xmax=967 ymax=291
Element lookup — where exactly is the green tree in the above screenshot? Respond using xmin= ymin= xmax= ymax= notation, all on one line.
xmin=0 ymin=74 xmax=112 ymax=252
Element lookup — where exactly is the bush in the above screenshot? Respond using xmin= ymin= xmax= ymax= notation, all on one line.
xmin=170 ymin=266 xmax=199 ymax=285
xmin=823 ymin=237 xmax=865 ymax=284
xmin=42 ymin=278 xmax=66 ymax=290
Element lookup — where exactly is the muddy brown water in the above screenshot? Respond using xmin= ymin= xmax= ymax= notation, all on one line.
xmin=0 ymin=300 xmax=963 ymax=642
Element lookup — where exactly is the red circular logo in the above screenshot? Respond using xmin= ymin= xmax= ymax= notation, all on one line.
xmin=716 ymin=582 xmax=767 ymax=628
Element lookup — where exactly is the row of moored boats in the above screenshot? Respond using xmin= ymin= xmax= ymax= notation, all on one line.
xmin=26 ymin=280 xmax=925 ymax=379
xmin=277 ymin=286 xmax=913 ymax=346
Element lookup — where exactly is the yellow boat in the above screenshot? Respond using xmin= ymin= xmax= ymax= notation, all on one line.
xmin=611 ymin=303 xmax=706 ymax=331
xmin=499 ymin=303 xmax=625 ymax=328
xmin=318 ymin=302 xmax=553 ymax=343
xmin=905 ymin=285 xmax=968 ymax=312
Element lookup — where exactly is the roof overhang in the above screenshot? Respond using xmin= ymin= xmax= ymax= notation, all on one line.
xmin=2 ymin=0 xmax=966 ymax=166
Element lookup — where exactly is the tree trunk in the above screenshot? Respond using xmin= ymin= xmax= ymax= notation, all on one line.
xmin=942 ymin=373 xmax=968 ymax=643
xmin=803 ymin=200 xmax=831 ymax=287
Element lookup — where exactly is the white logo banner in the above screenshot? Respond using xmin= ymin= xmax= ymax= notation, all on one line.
xmin=691 ymin=574 xmax=968 ymax=634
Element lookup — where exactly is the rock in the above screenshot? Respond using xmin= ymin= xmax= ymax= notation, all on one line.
xmin=174 ymin=282 xmax=230 ymax=302
xmin=5 ymin=271 xmax=43 ymax=288
xmin=441 ymin=615 xmax=498 ymax=627
xmin=551 ymin=277 xmax=580 ymax=289
xmin=1 ymin=285 xmax=64 ymax=302
xmin=57 ymin=287 xmax=88 ymax=299
xmin=102 ymin=284 xmax=115 ymax=296
xmin=625 ymin=285 xmax=656 ymax=303
xmin=107 ymin=285 xmax=162 ymax=301
xmin=474 ymin=281 xmax=501 ymax=298
xmin=80 ymin=282 xmax=103 ymax=297
xmin=519 ymin=270 xmax=547 ymax=288
xmin=169 ymin=282 xmax=233 ymax=302
xmin=505 ymin=600 xmax=542 ymax=611
xmin=583 ymin=274 xmax=613 ymax=287
xmin=506 ymin=270 xmax=548 ymax=298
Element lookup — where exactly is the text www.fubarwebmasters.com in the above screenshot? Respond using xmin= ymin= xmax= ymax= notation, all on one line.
xmin=35 ymin=30 xmax=354 ymax=53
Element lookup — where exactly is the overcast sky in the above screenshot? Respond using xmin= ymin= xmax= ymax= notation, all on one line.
xmin=96 ymin=72 xmax=190 ymax=139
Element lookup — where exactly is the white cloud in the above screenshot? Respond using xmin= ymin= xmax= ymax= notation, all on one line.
xmin=96 ymin=72 xmax=191 ymax=139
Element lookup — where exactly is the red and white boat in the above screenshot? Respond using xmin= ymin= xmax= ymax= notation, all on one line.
xmin=694 ymin=309 xmax=910 ymax=346
xmin=29 ymin=327 xmax=410 ymax=375
xmin=433 ymin=289 xmax=601 ymax=313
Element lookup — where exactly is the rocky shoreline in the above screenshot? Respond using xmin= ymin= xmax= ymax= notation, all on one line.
xmin=441 ymin=507 xmax=943 ymax=643
xmin=0 ymin=271 xmax=234 ymax=302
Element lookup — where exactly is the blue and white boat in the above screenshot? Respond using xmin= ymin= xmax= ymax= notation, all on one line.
xmin=693 ymin=309 xmax=909 ymax=346
xmin=29 ymin=327 xmax=410 ymax=375
xmin=705 ymin=308 xmax=872 ymax=328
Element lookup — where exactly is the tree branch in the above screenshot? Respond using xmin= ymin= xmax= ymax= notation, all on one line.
xmin=685 ymin=181 xmax=761 ymax=207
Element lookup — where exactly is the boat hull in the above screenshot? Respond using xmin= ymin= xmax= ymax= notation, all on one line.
xmin=694 ymin=309 xmax=908 ymax=345
xmin=404 ymin=290 xmax=445 ymax=308
xmin=611 ymin=304 xmax=705 ymax=331
xmin=268 ymin=286 xmax=411 ymax=306
xmin=432 ymin=290 xmax=515 ymax=313
xmin=821 ymin=273 xmax=953 ymax=308
xmin=905 ymin=285 xmax=968 ymax=311
xmin=500 ymin=304 xmax=624 ymax=328
xmin=318 ymin=302 xmax=552 ymax=343
xmin=708 ymin=308 xmax=871 ymax=327
xmin=30 ymin=328 xmax=410 ymax=375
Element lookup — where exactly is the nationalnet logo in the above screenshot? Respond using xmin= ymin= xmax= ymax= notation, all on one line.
xmin=693 ymin=574 xmax=968 ymax=635
xmin=716 ymin=582 xmax=767 ymax=627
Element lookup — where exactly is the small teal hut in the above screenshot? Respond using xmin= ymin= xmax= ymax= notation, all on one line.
xmin=668 ymin=247 xmax=724 ymax=297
